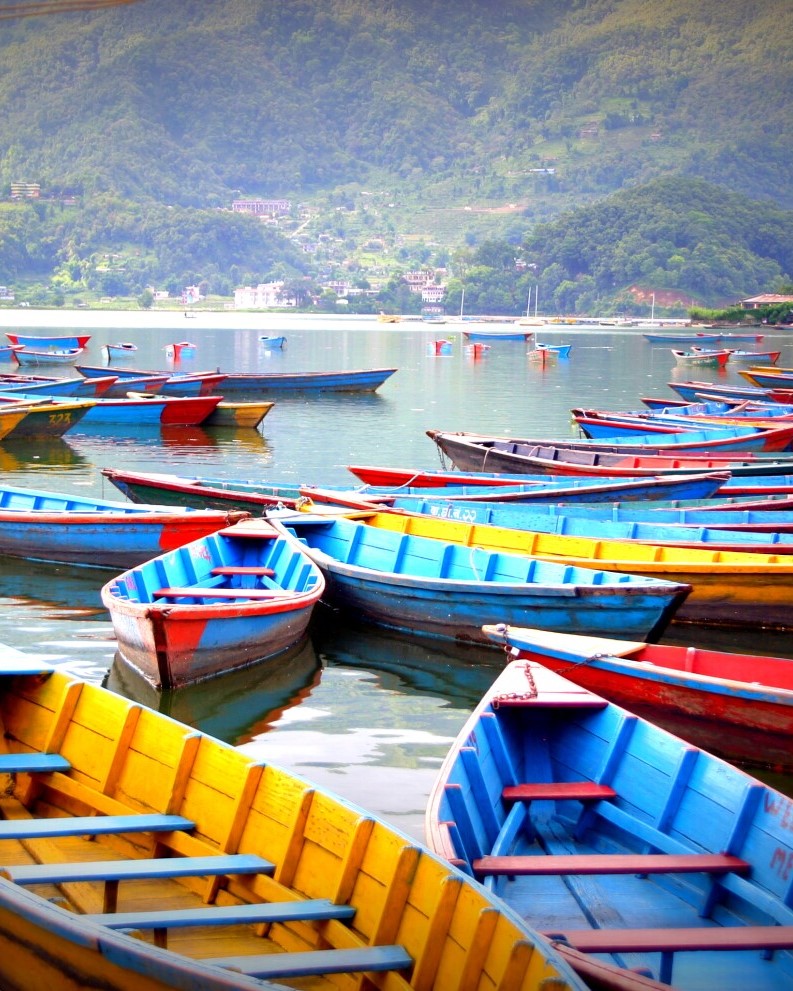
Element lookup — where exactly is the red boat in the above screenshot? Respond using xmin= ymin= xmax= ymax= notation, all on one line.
xmin=483 ymin=624 xmax=793 ymax=773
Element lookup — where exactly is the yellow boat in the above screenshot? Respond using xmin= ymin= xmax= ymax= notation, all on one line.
xmin=0 ymin=647 xmax=586 ymax=991
xmin=365 ymin=510 xmax=793 ymax=629
xmin=202 ymin=400 xmax=275 ymax=429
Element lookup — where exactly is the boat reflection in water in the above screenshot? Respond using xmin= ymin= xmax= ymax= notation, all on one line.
xmin=104 ymin=635 xmax=322 ymax=743
xmin=235 ymin=616 xmax=508 ymax=839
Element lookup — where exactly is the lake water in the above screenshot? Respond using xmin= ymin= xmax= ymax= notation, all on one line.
xmin=0 ymin=308 xmax=791 ymax=836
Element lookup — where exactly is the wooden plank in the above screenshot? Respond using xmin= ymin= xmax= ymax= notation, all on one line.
xmin=2 ymin=853 xmax=273 ymax=886
xmin=546 ymin=925 xmax=793 ymax=952
xmin=206 ymin=945 xmax=413 ymax=978
xmin=0 ymin=813 xmax=193 ymax=840
xmin=210 ymin=566 xmax=275 ymax=577
xmin=473 ymin=853 xmax=751 ymax=876
xmin=87 ymin=898 xmax=356 ymax=947
xmin=0 ymin=753 xmax=70 ymax=774
xmin=153 ymin=586 xmax=294 ymax=600
xmin=503 ymin=782 xmax=616 ymax=802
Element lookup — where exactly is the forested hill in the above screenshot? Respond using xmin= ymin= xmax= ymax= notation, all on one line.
xmin=1 ymin=0 xmax=791 ymax=213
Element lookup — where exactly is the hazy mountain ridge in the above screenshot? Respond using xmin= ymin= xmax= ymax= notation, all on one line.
xmin=1 ymin=0 xmax=790 ymax=209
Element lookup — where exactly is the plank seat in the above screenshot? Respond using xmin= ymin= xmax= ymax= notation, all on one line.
xmin=206 ymin=944 xmax=413 ymax=979
xmin=546 ymin=925 xmax=793 ymax=984
xmin=545 ymin=925 xmax=793 ymax=953
xmin=220 ymin=528 xmax=278 ymax=539
xmin=0 ymin=813 xmax=193 ymax=840
xmin=2 ymin=853 xmax=273 ymax=913
xmin=0 ymin=753 xmax=70 ymax=774
xmin=153 ymin=587 xmax=294 ymax=600
xmin=473 ymin=853 xmax=750 ymax=877
xmin=210 ymin=566 xmax=276 ymax=577
xmin=503 ymin=782 xmax=617 ymax=802
xmin=86 ymin=897 xmax=356 ymax=948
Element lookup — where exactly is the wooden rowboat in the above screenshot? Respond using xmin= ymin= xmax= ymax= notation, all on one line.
xmin=202 ymin=400 xmax=275 ymax=429
xmin=77 ymin=366 xmax=228 ymax=397
xmin=5 ymin=333 xmax=91 ymax=349
xmin=267 ymin=510 xmax=690 ymax=643
xmin=483 ymin=624 xmax=793 ymax=772
xmin=387 ymin=494 xmax=793 ymax=553
xmin=102 ymin=518 xmax=325 ymax=688
xmin=2 ymin=393 xmax=222 ymax=428
xmin=427 ymin=425 xmax=793 ymax=469
xmin=0 ymin=647 xmax=587 ymax=991
xmin=13 ymin=346 xmax=86 ymax=366
xmin=100 ymin=466 xmax=732 ymax=511
xmin=425 ymin=656 xmax=793 ymax=990
xmin=671 ymin=348 xmax=731 ymax=367
xmin=366 ymin=508 xmax=793 ymax=630
xmin=102 ymin=342 xmax=138 ymax=360
xmin=79 ymin=364 xmax=398 ymax=395
xmin=0 ymin=481 xmax=250 ymax=568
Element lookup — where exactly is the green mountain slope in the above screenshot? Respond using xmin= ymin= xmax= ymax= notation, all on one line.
xmin=1 ymin=0 xmax=790 ymax=212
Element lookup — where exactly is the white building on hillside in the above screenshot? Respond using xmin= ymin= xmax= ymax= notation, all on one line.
xmin=234 ymin=282 xmax=293 ymax=308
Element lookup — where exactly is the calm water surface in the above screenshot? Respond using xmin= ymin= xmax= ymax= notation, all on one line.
xmin=1 ymin=310 xmax=791 ymax=836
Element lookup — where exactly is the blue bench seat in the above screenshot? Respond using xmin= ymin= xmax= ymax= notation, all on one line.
xmin=206 ymin=944 xmax=413 ymax=979
xmin=86 ymin=897 xmax=356 ymax=948
xmin=2 ymin=853 xmax=274 ymax=913
xmin=0 ymin=754 xmax=70 ymax=774
xmin=0 ymin=813 xmax=193 ymax=840
xmin=153 ymin=587 xmax=294 ymax=600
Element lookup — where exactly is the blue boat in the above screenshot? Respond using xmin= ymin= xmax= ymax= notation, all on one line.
xmin=77 ymin=365 xmax=227 ymax=396
xmin=426 ymin=655 xmax=793 ymax=991
xmin=0 ymin=373 xmax=117 ymax=397
xmin=402 ymin=496 xmax=793 ymax=533
xmin=536 ymin=342 xmax=572 ymax=357
xmin=0 ymin=392 xmax=222 ymax=427
xmin=0 ymin=482 xmax=250 ymax=568
xmin=668 ymin=380 xmax=777 ymax=403
xmin=389 ymin=494 xmax=793 ymax=552
xmin=102 ymin=518 xmax=325 ymax=689
xmin=6 ymin=332 xmax=91 ymax=349
xmin=259 ymin=335 xmax=287 ymax=348
xmin=78 ymin=364 xmax=398 ymax=395
xmin=101 ymin=466 xmax=732 ymax=511
xmin=267 ymin=511 xmax=690 ymax=644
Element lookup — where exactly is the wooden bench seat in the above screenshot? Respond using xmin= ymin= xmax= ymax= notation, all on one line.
xmin=545 ymin=925 xmax=793 ymax=984
xmin=153 ymin=587 xmax=293 ymax=600
xmin=0 ymin=813 xmax=193 ymax=841
xmin=206 ymin=944 xmax=413 ymax=979
xmin=473 ymin=853 xmax=750 ymax=877
xmin=503 ymin=783 xmax=617 ymax=802
xmin=2 ymin=853 xmax=274 ymax=913
xmin=210 ymin=566 xmax=276 ymax=577
xmin=0 ymin=753 xmax=70 ymax=774
xmin=86 ymin=897 xmax=356 ymax=949
xmin=546 ymin=925 xmax=793 ymax=953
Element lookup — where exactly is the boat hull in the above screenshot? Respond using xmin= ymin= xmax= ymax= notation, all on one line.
xmin=271 ymin=513 xmax=690 ymax=644
xmin=102 ymin=519 xmax=325 ymax=688
xmin=0 ymin=485 xmax=249 ymax=567
xmin=368 ymin=509 xmax=793 ymax=630
xmin=483 ymin=625 xmax=793 ymax=772
xmin=79 ymin=364 xmax=398 ymax=394
xmin=425 ymin=659 xmax=793 ymax=990
xmin=13 ymin=347 xmax=86 ymax=365
xmin=6 ymin=333 xmax=91 ymax=348
xmin=0 ymin=654 xmax=585 ymax=991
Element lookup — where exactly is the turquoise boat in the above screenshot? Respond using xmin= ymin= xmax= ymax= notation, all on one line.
xmin=266 ymin=511 xmax=691 ymax=644
xmin=426 ymin=655 xmax=793 ymax=990
xmin=388 ymin=495 xmax=793 ymax=552
xmin=102 ymin=518 xmax=325 ymax=688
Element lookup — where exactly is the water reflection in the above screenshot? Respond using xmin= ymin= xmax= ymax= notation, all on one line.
xmin=104 ymin=636 xmax=322 ymax=743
